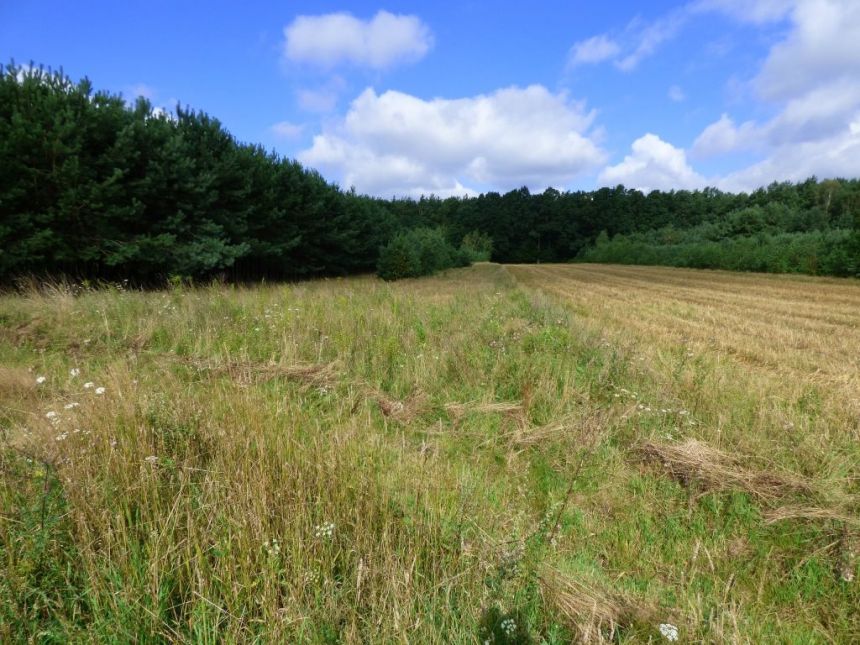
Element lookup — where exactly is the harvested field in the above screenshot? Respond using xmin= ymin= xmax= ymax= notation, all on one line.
xmin=2 ymin=263 xmax=858 ymax=643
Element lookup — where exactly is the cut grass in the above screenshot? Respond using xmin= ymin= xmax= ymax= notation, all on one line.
xmin=1 ymin=263 xmax=858 ymax=642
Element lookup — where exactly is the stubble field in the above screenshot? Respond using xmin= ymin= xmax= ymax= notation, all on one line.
xmin=1 ymin=263 xmax=858 ymax=643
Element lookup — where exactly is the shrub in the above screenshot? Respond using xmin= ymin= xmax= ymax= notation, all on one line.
xmin=376 ymin=228 xmax=466 ymax=281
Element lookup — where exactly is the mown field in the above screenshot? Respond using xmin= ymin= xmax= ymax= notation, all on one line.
xmin=1 ymin=263 xmax=858 ymax=643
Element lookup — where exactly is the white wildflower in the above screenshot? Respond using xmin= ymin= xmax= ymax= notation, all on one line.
xmin=658 ymin=623 xmax=679 ymax=641
xmin=36 ymin=376 xmax=47 ymax=384
xmin=500 ymin=617 xmax=517 ymax=637
xmin=55 ymin=432 xmax=69 ymax=441
xmin=314 ymin=522 xmax=335 ymax=540
xmin=69 ymin=368 xmax=80 ymax=377
xmin=64 ymin=402 xmax=80 ymax=410
xmin=263 ymin=538 xmax=281 ymax=556
xmin=83 ymin=382 xmax=94 ymax=389
xmin=94 ymin=386 xmax=105 ymax=395
xmin=45 ymin=410 xmax=58 ymax=419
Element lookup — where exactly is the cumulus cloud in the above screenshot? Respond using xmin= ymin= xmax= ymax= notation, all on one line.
xmin=283 ymin=11 xmax=433 ymax=69
xmin=298 ymin=85 xmax=606 ymax=197
xmin=568 ymin=35 xmax=621 ymax=67
xmin=718 ymin=125 xmax=860 ymax=191
xmin=754 ymin=0 xmax=860 ymax=100
xmin=691 ymin=1 xmax=860 ymax=188
xmin=599 ymin=134 xmax=706 ymax=191
xmin=692 ymin=114 xmax=758 ymax=156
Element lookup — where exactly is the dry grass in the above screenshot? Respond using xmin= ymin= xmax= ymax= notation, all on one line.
xmin=179 ymin=356 xmax=340 ymax=388
xmin=637 ymin=438 xmax=816 ymax=502
xmin=538 ymin=564 xmax=658 ymax=643
xmin=763 ymin=506 xmax=860 ymax=528
xmin=2 ymin=262 xmax=859 ymax=642
xmin=508 ymin=263 xmax=860 ymax=433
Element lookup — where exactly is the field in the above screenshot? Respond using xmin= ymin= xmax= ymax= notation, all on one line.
xmin=1 ymin=263 xmax=858 ymax=643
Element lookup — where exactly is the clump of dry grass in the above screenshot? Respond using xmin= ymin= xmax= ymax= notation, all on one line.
xmin=637 ymin=438 xmax=815 ymax=502
xmin=538 ymin=564 xmax=658 ymax=643
xmin=445 ymin=400 xmax=525 ymax=423
xmin=509 ymin=407 xmax=611 ymax=451
xmin=182 ymin=357 xmax=340 ymax=388
xmin=763 ymin=506 xmax=860 ymax=528
xmin=0 ymin=366 xmax=37 ymax=399
xmin=372 ymin=390 xmax=427 ymax=422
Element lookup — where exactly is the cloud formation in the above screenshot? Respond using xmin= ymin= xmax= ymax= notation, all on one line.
xmin=283 ymin=11 xmax=433 ymax=69
xmin=599 ymin=134 xmax=706 ymax=191
xmin=691 ymin=0 xmax=860 ymax=189
xmin=298 ymin=86 xmax=606 ymax=197
xmin=568 ymin=35 xmax=620 ymax=67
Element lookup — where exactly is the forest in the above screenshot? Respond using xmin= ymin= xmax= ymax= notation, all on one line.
xmin=2 ymin=62 xmax=859 ymax=283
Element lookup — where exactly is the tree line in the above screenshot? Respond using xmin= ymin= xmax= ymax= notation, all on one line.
xmin=1 ymin=62 xmax=859 ymax=284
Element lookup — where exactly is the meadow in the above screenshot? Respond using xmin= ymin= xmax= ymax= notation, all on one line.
xmin=1 ymin=263 xmax=858 ymax=643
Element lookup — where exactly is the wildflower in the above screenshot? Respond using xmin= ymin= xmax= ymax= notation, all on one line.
xmin=500 ymin=617 xmax=517 ymax=637
xmin=70 ymin=368 xmax=80 ymax=377
xmin=263 ymin=538 xmax=281 ymax=556
xmin=658 ymin=623 xmax=679 ymax=641
xmin=36 ymin=375 xmax=47 ymax=384
xmin=55 ymin=432 xmax=69 ymax=441
xmin=83 ymin=382 xmax=94 ymax=389
xmin=64 ymin=402 xmax=80 ymax=410
xmin=313 ymin=522 xmax=335 ymax=540
xmin=45 ymin=410 xmax=58 ymax=419
xmin=95 ymin=387 xmax=106 ymax=395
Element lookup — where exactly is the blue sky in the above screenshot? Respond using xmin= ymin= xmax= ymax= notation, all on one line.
xmin=3 ymin=1 xmax=860 ymax=196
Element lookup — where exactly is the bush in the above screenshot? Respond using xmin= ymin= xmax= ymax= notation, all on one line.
xmin=377 ymin=228 xmax=466 ymax=281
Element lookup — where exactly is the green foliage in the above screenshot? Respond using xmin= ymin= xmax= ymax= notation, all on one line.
xmin=2 ymin=61 xmax=860 ymax=282
xmin=460 ymin=230 xmax=494 ymax=262
xmin=377 ymin=227 xmax=465 ymax=280
xmin=581 ymin=228 xmax=858 ymax=276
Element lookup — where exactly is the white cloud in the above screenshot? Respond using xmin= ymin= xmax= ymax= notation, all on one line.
xmin=755 ymin=0 xmax=860 ymax=100
xmin=692 ymin=113 xmax=759 ymax=156
xmin=599 ymin=134 xmax=706 ymax=191
xmin=270 ymin=121 xmax=304 ymax=139
xmin=615 ymin=11 xmax=688 ymax=71
xmin=298 ymin=85 xmax=606 ymax=197
xmin=568 ymin=35 xmax=621 ymax=66
xmin=691 ymin=0 xmax=860 ymax=188
xmin=717 ymin=125 xmax=860 ymax=191
xmin=283 ymin=11 xmax=433 ymax=69
xmin=668 ymin=85 xmax=686 ymax=102
xmin=567 ymin=8 xmax=689 ymax=73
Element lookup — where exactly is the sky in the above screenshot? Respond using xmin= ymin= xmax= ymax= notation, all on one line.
xmin=3 ymin=0 xmax=860 ymax=197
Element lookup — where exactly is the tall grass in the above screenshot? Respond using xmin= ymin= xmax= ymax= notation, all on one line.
xmin=1 ymin=264 xmax=858 ymax=642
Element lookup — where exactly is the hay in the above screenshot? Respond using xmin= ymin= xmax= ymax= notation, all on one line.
xmin=763 ymin=506 xmax=860 ymax=528
xmin=637 ymin=439 xmax=815 ymax=502
xmin=182 ymin=357 xmax=339 ymax=388
xmin=444 ymin=400 xmax=524 ymax=421
xmin=373 ymin=390 xmax=427 ymax=422
xmin=539 ymin=565 xmax=657 ymax=643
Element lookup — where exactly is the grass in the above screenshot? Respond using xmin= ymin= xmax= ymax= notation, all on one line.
xmin=1 ymin=262 xmax=858 ymax=643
